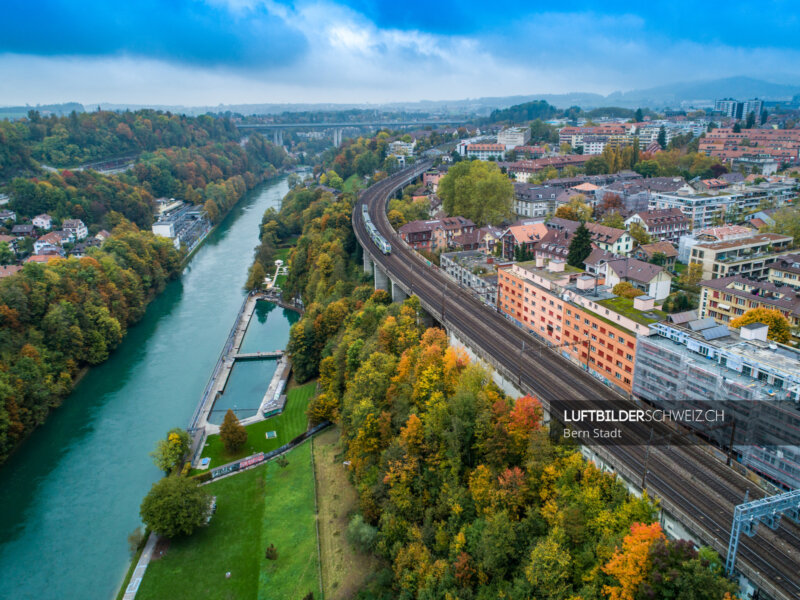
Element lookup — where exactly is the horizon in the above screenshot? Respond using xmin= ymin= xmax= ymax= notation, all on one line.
xmin=2 ymin=1 xmax=800 ymax=106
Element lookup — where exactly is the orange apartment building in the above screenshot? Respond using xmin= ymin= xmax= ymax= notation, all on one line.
xmin=497 ymin=258 xmax=666 ymax=394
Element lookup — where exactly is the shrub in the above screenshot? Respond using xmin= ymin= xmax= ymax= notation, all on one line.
xmin=346 ymin=513 xmax=378 ymax=553
xmin=265 ymin=543 xmax=278 ymax=560
xmin=193 ymin=471 xmax=213 ymax=483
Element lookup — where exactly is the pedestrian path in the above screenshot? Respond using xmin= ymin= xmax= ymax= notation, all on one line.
xmin=122 ymin=532 xmax=158 ymax=600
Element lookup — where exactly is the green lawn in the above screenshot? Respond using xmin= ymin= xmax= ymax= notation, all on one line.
xmin=137 ymin=442 xmax=320 ymax=600
xmin=199 ymin=381 xmax=317 ymax=470
xmin=597 ymin=296 xmax=667 ymax=326
xmin=343 ymin=174 xmax=363 ymax=194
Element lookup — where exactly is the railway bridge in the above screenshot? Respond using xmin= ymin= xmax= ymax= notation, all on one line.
xmin=354 ymin=162 xmax=800 ymax=600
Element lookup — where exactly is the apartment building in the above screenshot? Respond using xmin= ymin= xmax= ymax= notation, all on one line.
xmin=398 ymin=216 xmax=476 ymax=252
xmin=507 ymin=155 xmax=592 ymax=182
xmin=513 ymin=183 xmax=559 ymax=218
xmin=466 ymin=143 xmax=505 ymax=161
xmin=441 ymin=251 xmax=509 ymax=306
xmin=677 ymin=225 xmax=755 ymax=263
xmin=699 ymin=126 xmax=800 ymax=165
xmin=497 ymin=127 xmax=531 ymax=150
xmin=689 ymin=232 xmax=794 ymax=280
xmin=714 ymin=98 xmax=764 ymax=120
xmin=634 ymin=319 xmax=800 ymax=489
xmin=500 ymin=221 xmax=548 ymax=259
xmin=596 ymin=177 xmax=692 ymax=213
xmin=547 ymin=217 xmax=634 ymax=255
xmin=624 ymin=208 xmax=689 ymax=243
xmin=767 ymin=253 xmax=800 ymax=289
xmin=603 ymin=257 xmax=672 ymax=300
xmin=498 ymin=259 xmax=665 ymax=395
xmin=648 ymin=182 xmax=797 ymax=230
xmin=699 ymin=275 xmax=800 ymax=332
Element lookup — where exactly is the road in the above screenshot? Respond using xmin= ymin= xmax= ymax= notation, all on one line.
xmin=353 ymin=162 xmax=800 ymax=600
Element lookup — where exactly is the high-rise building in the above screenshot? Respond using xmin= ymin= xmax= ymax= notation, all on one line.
xmin=714 ymin=97 xmax=763 ymax=120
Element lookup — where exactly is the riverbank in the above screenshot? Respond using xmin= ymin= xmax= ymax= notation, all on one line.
xmin=0 ymin=175 xmax=297 ymax=600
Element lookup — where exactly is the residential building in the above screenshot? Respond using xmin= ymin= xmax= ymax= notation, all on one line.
xmin=699 ymin=275 xmax=800 ymax=333
xmin=423 ymin=169 xmax=445 ymax=192
xmin=388 ymin=140 xmax=416 ymax=156
xmin=32 ymin=214 xmax=53 ymax=230
xmin=70 ymin=238 xmax=102 ymax=257
xmin=497 ymin=127 xmax=531 ymax=150
xmin=451 ymin=226 xmax=503 ymax=253
xmin=699 ymin=126 xmax=800 ymax=165
xmin=689 ymin=233 xmax=793 ymax=280
xmin=596 ymin=177 xmax=692 ymax=213
xmin=498 ymin=259 xmax=665 ymax=395
xmin=713 ymin=98 xmax=764 ymax=120
xmin=33 ymin=231 xmax=74 ymax=255
xmin=11 ymin=224 xmax=35 ymax=237
xmin=648 ymin=182 xmax=797 ymax=230
xmin=677 ymin=225 xmax=756 ymax=263
xmin=0 ymin=210 xmax=16 ymax=223
xmin=95 ymin=230 xmax=112 ymax=241
xmin=603 ymin=257 xmax=672 ymax=300
xmin=399 ymin=216 xmax=476 ymax=252
xmin=151 ymin=204 xmax=211 ymax=251
xmin=633 ymin=319 xmax=800 ymax=489
xmin=441 ymin=251 xmax=510 ymax=306
xmin=62 ymin=219 xmax=88 ymax=240
xmin=513 ymin=184 xmax=558 ymax=218
xmin=500 ymin=221 xmax=549 ymax=259
xmin=507 ymin=155 xmax=592 ymax=182
xmin=547 ymin=217 xmax=634 ymax=255
xmin=767 ymin=253 xmax=800 ymax=289
xmin=0 ymin=265 xmax=22 ymax=279
xmin=466 ymin=143 xmax=505 ymax=161
xmin=624 ymin=208 xmax=689 ymax=243
xmin=632 ymin=241 xmax=678 ymax=269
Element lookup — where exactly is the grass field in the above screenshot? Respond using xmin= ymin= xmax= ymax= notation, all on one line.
xmin=314 ymin=426 xmax=377 ymax=599
xmin=199 ymin=381 xmax=316 ymax=470
xmin=137 ymin=442 xmax=320 ymax=600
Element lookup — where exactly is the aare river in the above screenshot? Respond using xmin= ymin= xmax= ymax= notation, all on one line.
xmin=0 ymin=175 xmax=297 ymax=600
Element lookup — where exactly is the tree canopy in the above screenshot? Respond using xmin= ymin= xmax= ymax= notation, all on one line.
xmin=731 ymin=308 xmax=792 ymax=344
xmin=567 ymin=222 xmax=593 ymax=268
xmin=140 ymin=476 xmax=211 ymax=538
xmin=438 ymin=161 xmax=514 ymax=226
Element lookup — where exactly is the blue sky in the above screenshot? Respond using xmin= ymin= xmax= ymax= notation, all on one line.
xmin=1 ymin=0 xmax=799 ymax=105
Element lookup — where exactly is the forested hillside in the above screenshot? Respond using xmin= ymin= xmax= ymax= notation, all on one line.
xmin=0 ymin=225 xmax=183 ymax=464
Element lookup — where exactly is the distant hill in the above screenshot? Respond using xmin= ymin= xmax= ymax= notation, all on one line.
xmin=0 ymin=102 xmax=85 ymax=120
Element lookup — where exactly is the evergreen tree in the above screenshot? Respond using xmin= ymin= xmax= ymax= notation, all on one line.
xmin=657 ymin=126 xmax=667 ymax=149
xmin=732 ymin=122 xmax=742 ymax=133
xmin=567 ymin=223 xmax=593 ymax=268
xmin=634 ymin=108 xmax=644 ymax=123
xmin=220 ymin=409 xmax=248 ymax=454
xmin=745 ymin=111 xmax=756 ymax=129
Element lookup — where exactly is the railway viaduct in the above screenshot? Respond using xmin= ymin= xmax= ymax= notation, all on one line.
xmin=354 ymin=161 xmax=800 ymax=600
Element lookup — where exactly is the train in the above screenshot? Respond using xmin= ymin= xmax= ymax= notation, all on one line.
xmin=362 ymin=203 xmax=391 ymax=254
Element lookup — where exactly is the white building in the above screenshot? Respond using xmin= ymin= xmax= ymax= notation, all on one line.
xmin=466 ymin=143 xmax=506 ymax=161
xmin=62 ymin=219 xmax=88 ymax=240
xmin=497 ymin=127 xmax=531 ymax=150
xmin=33 ymin=214 xmax=52 ymax=230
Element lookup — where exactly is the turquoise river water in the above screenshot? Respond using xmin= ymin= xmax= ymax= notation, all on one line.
xmin=0 ymin=176 xmax=296 ymax=600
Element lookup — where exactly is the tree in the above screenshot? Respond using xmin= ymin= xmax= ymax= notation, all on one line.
xmin=437 ymin=161 xmax=513 ymax=226
xmin=603 ymin=522 xmax=665 ymax=600
xmin=745 ymin=111 xmax=756 ymax=129
xmin=346 ymin=513 xmax=378 ymax=553
xmin=650 ymin=251 xmax=667 ymax=266
xmin=761 ymin=109 xmax=768 ymax=125
xmin=731 ymin=308 xmax=792 ymax=344
xmin=555 ymin=196 xmax=592 ymax=222
xmin=634 ymin=108 xmax=644 ymax=123
xmin=634 ymin=160 xmax=659 ymax=178
xmin=584 ymin=156 xmax=610 ymax=175
xmin=220 ymin=409 xmax=247 ymax=453
xmin=680 ymin=263 xmax=704 ymax=288
xmin=657 ymin=126 xmax=667 ymax=149
xmin=760 ymin=206 xmax=800 ymax=245
xmin=567 ymin=222 xmax=593 ymax=268
xmin=245 ymin=261 xmax=267 ymax=290
xmin=601 ymin=212 xmax=625 ymax=229
xmin=140 ymin=476 xmax=211 ymax=538
xmin=523 ymin=536 xmax=573 ymax=600
xmin=0 ymin=242 xmax=15 ymax=265
xmin=628 ymin=222 xmax=651 ymax=246
xmin=612 ymin=282 xmax=645 ymax=299
xmin=732 ymin=121 xmax=742 ymax=133
xmin=151 ymin=428 xmax=190 ymax=474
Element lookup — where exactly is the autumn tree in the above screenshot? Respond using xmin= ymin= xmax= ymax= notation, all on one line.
xmin=151 ymin=428 xmax=190 ymax=474
xmin=555 ymin=196 xmax=593 ymax=222
xmin=602 ymin=212 xmax=626 ymax=229
xmin=523 ymin=536 xmax=573 ymax=600
xmin=438 ymin=160 xmax=514 ymax=226
xmin=603 ymin=522 xmax=665 ymax=600
xmin=731 ymin=308 xmax=792 ymax=344
xmin=760 ymin=206 xmax=800 ymax=245
xmin=245 ymin=261 xmax=267 ymax=290
xmin=567 ymin=222 xmax=593 ymax=268
xmin=220 ymin=409 xmax=248 ymax=454
xmin=680 ymin=262 xmax=704 ymax=288
xmin=628 ymin=222 xmax=651 ymax=246
xmin=612 ymin=282 xmax=645 ymax=299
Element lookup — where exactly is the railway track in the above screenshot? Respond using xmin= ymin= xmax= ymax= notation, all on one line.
xmin=353 ymin=163 xmax=800 ymax=600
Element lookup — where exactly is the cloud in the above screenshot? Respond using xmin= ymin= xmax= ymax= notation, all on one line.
xmin=0 ymin=1 xmax=799 ymax=106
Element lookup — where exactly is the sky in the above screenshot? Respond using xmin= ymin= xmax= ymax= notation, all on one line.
xmin=1 ymin=0 xmax=800 ymax=106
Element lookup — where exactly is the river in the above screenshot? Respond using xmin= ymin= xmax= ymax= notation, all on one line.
xmin=0 ymin=176 xmax=296 ymax=600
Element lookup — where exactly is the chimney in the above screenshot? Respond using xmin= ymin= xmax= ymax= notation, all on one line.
xmin=576 ymin=275 xmax=595 ymax=290
xmin=633 ymin=295 xmax=655 ymax=311
xmin=536 ymin=256 xmax=545 ymax=268
xmin=740 ymin=322 xmax=769 ymax=342
xmin=548 ymin=259 xmax=566 ymax=273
